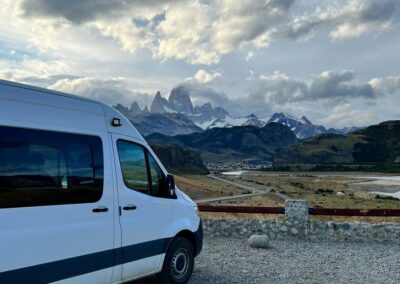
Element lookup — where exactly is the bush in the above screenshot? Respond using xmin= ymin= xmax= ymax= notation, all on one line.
xmin=315 ymin=188 xmax=334 ymax=194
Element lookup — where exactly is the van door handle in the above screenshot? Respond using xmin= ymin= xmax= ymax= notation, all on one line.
xmin=123 ymin=204 xmax=137 ymax=211
xmin=92 ymin=206 xmax=108 ymax=213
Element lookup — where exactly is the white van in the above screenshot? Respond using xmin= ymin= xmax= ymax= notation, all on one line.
xmin=0 ymin=80 xmax=202 ymax=284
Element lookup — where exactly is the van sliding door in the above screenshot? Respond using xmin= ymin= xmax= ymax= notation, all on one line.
xmin=0 ymin=126 xmax=115 ymax=284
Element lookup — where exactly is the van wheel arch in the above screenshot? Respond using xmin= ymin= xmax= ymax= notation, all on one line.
xmin=172 ymin=230 xmax=197 ymax=255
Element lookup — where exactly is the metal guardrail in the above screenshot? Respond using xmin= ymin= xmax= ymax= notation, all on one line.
xmin=198 ymin=204 xmax=400 ymax=217
xmin=198 ymin=204 xmax=285 ymax=214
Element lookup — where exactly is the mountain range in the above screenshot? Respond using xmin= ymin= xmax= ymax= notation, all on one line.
xmin=114 ymin=85 xmax=363 ymax=138
xmin=147 ymin=120 xmax=400 ymax=173
xmin=146 ymin=123 xmax=298 ymax=163
xmin=112 ymin=86 xmax=398 ymax=173
xmin=129 ymin=113 xmax=202 ymax=136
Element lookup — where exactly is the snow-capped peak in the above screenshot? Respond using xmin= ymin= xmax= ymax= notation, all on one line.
xmin=240 ymin=113 xmax=258 ymax=120
xmin=300 ymin=115 xmax=312 ymax=125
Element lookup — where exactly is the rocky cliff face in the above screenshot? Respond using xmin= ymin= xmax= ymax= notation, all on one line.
xmin=114 ymin=102 xmax=147 ymax=119
xmin=194 ymin=103 xmax=213 ymax=116
xmin=130 ymin=113 xmax=203 ymax=136
xmin=144 ymin=87 xmax=231 ymax=129
xmin=168 ymin=85 xmax=194 ymax=114
xmin=129 ymin=101 xmax=143 ymax=116
xmin=150 ymin=91 xmax=170 ymax=113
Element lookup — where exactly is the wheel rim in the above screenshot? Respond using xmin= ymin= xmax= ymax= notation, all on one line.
xmin=171 ymin=248 xmax=190 ymax=280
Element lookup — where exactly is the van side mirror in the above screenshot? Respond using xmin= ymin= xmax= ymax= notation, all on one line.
xmin=166 ymin=174 xmax=175 ymax=197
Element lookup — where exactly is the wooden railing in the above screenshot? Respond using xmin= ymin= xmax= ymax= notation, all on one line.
xmin=198 ymin=204 xmax=400 ymax=217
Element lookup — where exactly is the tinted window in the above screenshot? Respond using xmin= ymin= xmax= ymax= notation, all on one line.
xmin=117 ymin=140 xmax=149 ymax=193
xmin=0 ymin=126 xmax=103 ymax=208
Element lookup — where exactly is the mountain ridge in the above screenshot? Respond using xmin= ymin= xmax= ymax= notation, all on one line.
xmin=146 ymin=122 xmax=298 ymax=163
xmin=130 ymin=113 xmax=203 ymax=136
xmin=274 ymin=120 xmax=400 ymax=172
xmin=114 ymin=86 xmax=363 ymax=138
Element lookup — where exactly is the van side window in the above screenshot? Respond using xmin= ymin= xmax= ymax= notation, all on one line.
xmin=117 ymin=140 xmax=149 ymax=193
xmin=0 ymin=126 xmax=103 ymax=209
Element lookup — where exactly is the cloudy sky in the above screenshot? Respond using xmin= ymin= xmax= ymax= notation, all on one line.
xmin=0 ymin=0 xmax=399 ymax=127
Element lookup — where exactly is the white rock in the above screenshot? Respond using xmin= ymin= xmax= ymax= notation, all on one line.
xmin=248 ymin=235 xmax=270 ymax=249
xmin=336 ymin=192 xmax=345 ymax=197
xmin=279 ymin=225 xmax=288 ymax=232
xmin=290 ymin=228 xmax=299 ymax=235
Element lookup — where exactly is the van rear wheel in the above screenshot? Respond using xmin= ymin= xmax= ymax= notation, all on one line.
xmin=158 ymin=237 xmax=194 ymax=284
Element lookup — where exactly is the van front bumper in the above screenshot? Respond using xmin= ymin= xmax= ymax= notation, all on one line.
xmin=194 ymin=219 xmax=203 ymax=256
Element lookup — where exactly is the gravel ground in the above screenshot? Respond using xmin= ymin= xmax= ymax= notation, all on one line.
xmin=190 ymin=236 xmax=400 ymax=284
xmin=135 ymin=236 xmax=400 ymax=284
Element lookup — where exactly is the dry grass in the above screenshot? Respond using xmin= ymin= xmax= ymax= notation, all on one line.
xmin=177 ymin=172 xmax=400 ymax=223
xmin=200 ymin=212 xmax=285 ymax=221
xmin=221 ymin=192 xmax=284 ymax=207
xmin=175 ymin=175 xmax=246 ymax=200
xmin=223 ymin=172 xmax=400 ymax=209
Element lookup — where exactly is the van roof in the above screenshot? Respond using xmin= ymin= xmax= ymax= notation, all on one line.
xmin=0 ymin=79 xmax=145 ymax=141
xmin=0 ymin=79 xmax=101 ymax=105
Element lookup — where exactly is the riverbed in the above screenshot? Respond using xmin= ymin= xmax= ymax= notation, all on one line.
xmin=348 ymin=175 xmax=400 ymax=199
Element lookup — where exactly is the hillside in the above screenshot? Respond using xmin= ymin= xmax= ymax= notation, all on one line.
xmin=274 ymin=121 xmax=400 ymax=171
xmin=150 ymin=144 xmax=209 ymax=175
xmin=147 ymin=123 xmax=298 ymax=163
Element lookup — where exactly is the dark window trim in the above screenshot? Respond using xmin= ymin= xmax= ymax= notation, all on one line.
xmin=144 ymin=147 xmax=153 ymax=194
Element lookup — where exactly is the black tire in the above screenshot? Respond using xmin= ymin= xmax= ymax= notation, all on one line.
xmin=158 ymin=237 xmax=195 ymax=284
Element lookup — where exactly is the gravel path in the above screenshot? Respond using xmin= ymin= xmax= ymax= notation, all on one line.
xmin=207 ymin=174 xmax=268 ymax=194
xmin=134 ymin=236 xmax=400 ymax=284
xmin=195 ymin=174 xmax=288 ymax=204
xmin=190 ymin=236 xmax=400 ymax=284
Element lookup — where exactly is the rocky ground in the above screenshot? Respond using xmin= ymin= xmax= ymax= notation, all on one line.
xmin=135 ymin=236 xmax=400 ymax=284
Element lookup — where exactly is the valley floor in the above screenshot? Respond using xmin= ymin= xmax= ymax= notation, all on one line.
xmin=175 ymin=171 xmax=400 ymax=222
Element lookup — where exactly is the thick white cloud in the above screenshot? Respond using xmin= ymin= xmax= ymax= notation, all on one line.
xmin=193 ymin=69 xmax=222 ymax=84
xmin=321 ymin=103 xmax=376 ymax=127
xmin=308 ymin=71 xmax=377 ymax=99
xmin=254 ymin=70 xmax=378 ymax=105
xmin=385 ymin=75 xmax=400 ymax=94
xmin=6 ymin=0 xmax=399 ymax=65
xmin=211 ymin=0 xmax=294 ymax=51
xmin=284 ymin=0 xmax=399 ymax=41
xmin=16 ymin=0 xmax=179 ymax=24
xmin=92 ymin=19 xmax=153 ymax=54
xmin=327 ymin=0 xmax=397 ymax=40
xmin=47 ymin=77 xmax=153 ymax=107
xmin=155 ymin=1 xmax=218 ymax=64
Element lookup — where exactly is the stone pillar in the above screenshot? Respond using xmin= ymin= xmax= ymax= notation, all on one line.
xmin=285 ymin=199 xmax=309 ymax=223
